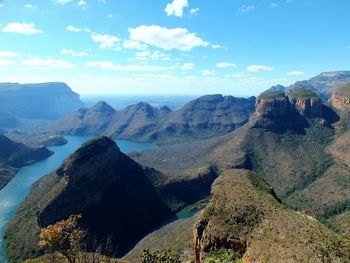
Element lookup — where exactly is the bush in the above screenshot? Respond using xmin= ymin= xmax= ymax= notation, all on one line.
xmin=140 ymin=249 xmax=181 ymax=263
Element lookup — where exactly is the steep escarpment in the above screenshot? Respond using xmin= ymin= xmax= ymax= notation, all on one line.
xmin=194 ymin=170 xmax=350 ymax=263
xmin=46 ymin=94 xmax=256 ymax=143
xmin=5 ymin=136 xmax=176 ymax=262
xmin=0 ymin=135 xmax=53 ymax=190
xmin=332 ymin=82 xmax=350 ymax=111
xmin=0 ymin=82 xmax=83 ymax=120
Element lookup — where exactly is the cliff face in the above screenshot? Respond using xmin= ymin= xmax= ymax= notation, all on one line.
xmin=332 ymin=83 xmax=350 ymax=111
xmin=287 ymin=88 xmax=324 ymax=118
xmin=253 ymin=91 xmax=304 ymax=132
xmin=194 ymin=169 xmax=350 ymax=263
xmin=0 ymin=135 xmax=53 ymax=190
xmin=47 ymin=94 xmax=256 ymax=142
xmin=0 ymin=82 xmax=84 ymax=120
xmin=253 ymin=88 xmax=335 ymax=132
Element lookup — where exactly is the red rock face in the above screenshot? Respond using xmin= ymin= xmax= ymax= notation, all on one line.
xmin=289 ymin=97 xmax=323 ymax=118
xmin=255 ymin=97 xmax=291 ymax=118
xmin=332 ymin=94 xmax=350 ymax=110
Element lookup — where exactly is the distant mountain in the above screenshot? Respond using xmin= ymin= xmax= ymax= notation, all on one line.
xmin=285 ymin=71 xmax=350 ymax=101
xmin=46 ymin=94 xmax=256 ymax=143
xmin=0 ymin=110 xmax=21 ymax=128
xmin=0 ymin=82 xmax=84 ymax=120
xmin=0 ymin=135 xmax=53 ymax=190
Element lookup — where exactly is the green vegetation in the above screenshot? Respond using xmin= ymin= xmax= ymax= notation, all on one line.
xmin=258 ymin=90 xmax=286 ymax=99
xmin=335 ymin=82 xmax=350 ymax=97
xmin=205 ymin=248 xmax=243 ymax=263
xmin=140 ymin=249 xmax=181 ymax=263
xmin=288 ymin=88 xmax=319 ymax=98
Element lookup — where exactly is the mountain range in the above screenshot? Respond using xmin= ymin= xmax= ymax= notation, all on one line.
xmin=4 ymin=71 xmax=350 ymax=263
xmin=45 ymin=95 xmax=256 ymax=143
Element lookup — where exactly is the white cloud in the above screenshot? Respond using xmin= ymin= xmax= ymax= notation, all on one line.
xmin=2 ymin=23 xmax=42 ymax=34
xmin=217 ymin=62 xmax=237 ymax=69
xmin=0 ymin=60 xmax=15 ymax=67
xmin=91 ymin=34 xmax=120 ymax=49
xmin=22 ymin=58 xmax=76 ymax=69
xmin=165 ymin=0 xmax=188 ymax=17
xmin=0 ymin=4 xmax=3 ymax=8
xmin=61 ymin=49 xmax=88 ymax=57
xmin=190 ymin=8 xmax=199 ymax=15
xmin=0 ymin=51 xmax=17 ymax=57
xmin=247 ymin=65 xmax=274 ymax=73
xmin=85 ymin=61 xmax=175 ymax=71
xmin=181 ymin=63 xmax=194 ymax=70
xmin=202 ymin=69 xmax=215 ymax=76
xmin=211 ymin=44 xmax=222 ymax=49
xmin=135 ymin=51 xmax=171 ymax=61
xmin=78 ymin=0 xmax=87 ymax=7
xmin=53 ymin=0 xmax=73 ymax=4
xmin=238 ymin=5 xmax=255 ymax=13
xmin=123 ymin=40 xmax=147 ymax=50
xmin=66 ymin=25 xmax=82 ymax=32
xmin=287 ymin=71 xmax=305 ymax=76
xmin=129 ymin=25 xmax=208 ymax=51
xmin=24 ymin=4 xmax=37 ymax=8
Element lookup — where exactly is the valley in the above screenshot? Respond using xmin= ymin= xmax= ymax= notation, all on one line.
xmin=1 ymin=71 xmax=350 ymax=263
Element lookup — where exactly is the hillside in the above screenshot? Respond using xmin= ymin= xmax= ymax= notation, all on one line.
xmin=0 ymin=82 xmax=84 ymax=120
xmin=5 ymin=136 xmax=218 ymax=262
xmin=46 ymin=94 xmax=256 ymax=143
xmin=134 ymin=88 xmax=348 ymax=223
xmin=194 ymin=169 xmax=350 ymax=263
xmin=0 ymin=135 xmax=53 ymax=190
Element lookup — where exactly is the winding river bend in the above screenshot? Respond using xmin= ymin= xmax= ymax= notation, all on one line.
xmin=0 ymin=135 xmax=156 ymax=262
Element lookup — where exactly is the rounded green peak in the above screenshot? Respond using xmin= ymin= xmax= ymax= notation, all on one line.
xmin=335 ymin=82 xmax=350 ymax=97
xmin=288 ymin=88 xmax=319 ymax=99
xmin=258 ymin=90 xmax=286 ymax=100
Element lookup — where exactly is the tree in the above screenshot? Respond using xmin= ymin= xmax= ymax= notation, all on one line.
xmin=39 ymin=214 xmax=85 ymax=263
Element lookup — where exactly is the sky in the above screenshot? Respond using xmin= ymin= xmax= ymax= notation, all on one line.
xmin=0 ymin=0 xmax=349 ymax=96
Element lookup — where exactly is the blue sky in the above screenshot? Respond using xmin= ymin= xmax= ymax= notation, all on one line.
xmin=0 ymin=0 xmax=349 ymax=95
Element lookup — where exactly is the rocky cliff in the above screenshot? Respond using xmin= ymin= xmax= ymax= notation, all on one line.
xmin=0 ymin=82 xmax=84 ymax=120
xmin=46 ymin=94 xmax=256 ymax=143
xmin=287 ymin=88 xmax=324 ymax=118
xmin=0 ymin=135 xmax=53 ymax=190
xmin=332 ymin=83 xmax=350 ymax=110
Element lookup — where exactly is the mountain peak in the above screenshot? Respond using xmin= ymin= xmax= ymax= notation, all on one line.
xmin=91 ymin=101 xmax=116 ymax=113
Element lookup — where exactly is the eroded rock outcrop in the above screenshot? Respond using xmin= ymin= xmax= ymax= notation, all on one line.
xmin=332 ymin=83 xmax=350 ymax=111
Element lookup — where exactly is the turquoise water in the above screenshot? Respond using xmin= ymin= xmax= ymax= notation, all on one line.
xmin=175 ymin=198 xmax=209 ymax=219
xmin=0 ymin=135 xmax=156 ymax=263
